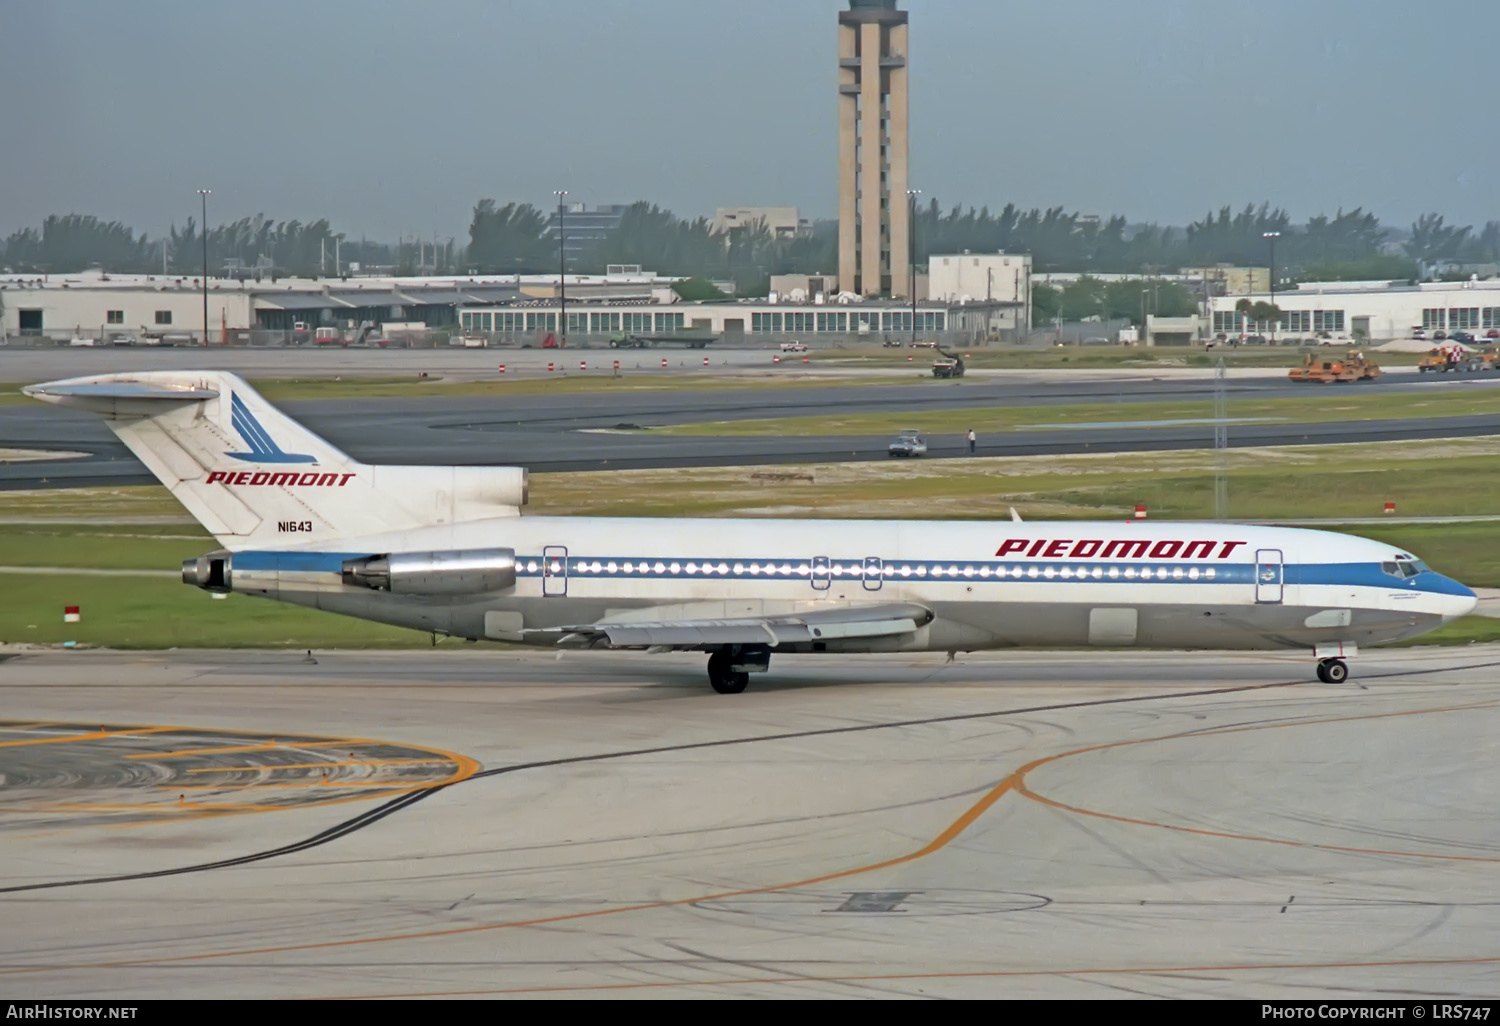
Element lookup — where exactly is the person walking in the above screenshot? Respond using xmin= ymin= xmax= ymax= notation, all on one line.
xmin=966 ymin=428 xmax=977 ymax=455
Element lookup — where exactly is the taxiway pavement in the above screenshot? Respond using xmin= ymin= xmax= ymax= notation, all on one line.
xmin=2 ymin=646 xmax=1497 ymax=998
xmin=4 ymin=357 xmax=1498 ymax=488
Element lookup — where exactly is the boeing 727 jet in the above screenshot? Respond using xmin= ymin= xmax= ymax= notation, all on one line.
xmin=25 ymin=372 xmax=1477 ymax=692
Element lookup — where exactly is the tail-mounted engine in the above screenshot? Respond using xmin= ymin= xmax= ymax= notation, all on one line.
xmin=341 ymin=548 xmax=517 ymax=596
xmin=182 ymin=551 xmax=233 ymax=593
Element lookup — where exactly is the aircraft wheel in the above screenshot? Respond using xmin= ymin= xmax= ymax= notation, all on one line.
xmin=707 ymin=650 xmax=749 ymax=694
xmin=1318 ymin=658 xmax=1349 ymax=684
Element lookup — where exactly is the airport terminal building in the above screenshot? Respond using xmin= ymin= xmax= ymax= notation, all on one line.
xmin=0 ymin=264 xmax=1026 ymax=346
xmin=1206 ymin=280 xmax=1500 ymax=342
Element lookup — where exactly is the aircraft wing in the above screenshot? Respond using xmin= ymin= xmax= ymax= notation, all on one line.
xmin=531 ymin=602 xmax=932 ymax=649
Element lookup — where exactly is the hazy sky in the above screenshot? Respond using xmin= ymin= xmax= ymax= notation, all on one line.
xmin=3 ymin=0 xmax=1497 ymax=240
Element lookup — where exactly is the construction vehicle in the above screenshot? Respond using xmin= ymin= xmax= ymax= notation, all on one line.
xmin=1287 ymin=350 xmax=1382 ymax=383
xmin=1418 ymin=345 xmax=1496 ymax=374
xmin=931 ymin=345 xmax=966 ymax=379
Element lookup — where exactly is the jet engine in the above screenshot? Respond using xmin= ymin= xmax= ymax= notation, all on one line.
xmin=341 ymin=549 xmax=517 ymax=595
xmin=182 ymin=550 xmax=233 ymax=593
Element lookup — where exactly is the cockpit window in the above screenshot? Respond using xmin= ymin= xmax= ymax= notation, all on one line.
xmin=1381 ymin=562 xmax=1400 ymax=577
xmin=1395 ymin=559 xmax=1424 ymax=578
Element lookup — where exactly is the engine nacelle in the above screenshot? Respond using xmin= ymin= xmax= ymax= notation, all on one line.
xmin=182 ymin=550 xmax=233 ymax=593
xmin=341 ymin=548 xmax=517 ymax=596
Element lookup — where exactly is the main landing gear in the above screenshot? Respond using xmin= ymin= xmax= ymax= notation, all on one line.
xmin=706 ymin=645 xmax=771 ymax=694
xmin=707 ymin=651 xmax=748 ymax=694
xmin=1316 ymin=658 xmax=1349 ymax=684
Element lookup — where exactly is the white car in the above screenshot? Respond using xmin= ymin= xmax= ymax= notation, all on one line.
xmin=67 ymin=337 xmax=99 ymax=347
xmin=779 ymin=341 xmax=807 ymax=353
xmin=887 ymin=429 xmax=928 ymax=458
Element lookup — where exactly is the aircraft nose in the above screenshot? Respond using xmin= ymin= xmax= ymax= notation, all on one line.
xmin=1435 ymin=577 xmax=1478 ymax=623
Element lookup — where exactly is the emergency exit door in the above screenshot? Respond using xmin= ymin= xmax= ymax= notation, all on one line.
xmin=543 ymin=546 xmax=568 ymax=597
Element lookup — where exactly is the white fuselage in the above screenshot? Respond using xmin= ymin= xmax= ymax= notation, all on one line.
xmin=227 ymin=517 xmax=1477 ymax=654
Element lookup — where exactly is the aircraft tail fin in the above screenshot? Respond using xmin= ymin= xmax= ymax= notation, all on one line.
xmin=24 ymin=371 xmax=527 ymax=549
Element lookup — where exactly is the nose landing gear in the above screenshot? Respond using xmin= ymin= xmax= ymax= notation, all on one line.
xmin=1316 ymin=658 xmax=1349 ymax=684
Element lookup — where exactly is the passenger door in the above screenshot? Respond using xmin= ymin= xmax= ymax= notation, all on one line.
xmin=1255 ymin=549 xmax=1284 ymax=604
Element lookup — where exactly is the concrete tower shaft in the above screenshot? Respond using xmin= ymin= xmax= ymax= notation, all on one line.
xmin=838 ymin=0 xmax=909 ymax=299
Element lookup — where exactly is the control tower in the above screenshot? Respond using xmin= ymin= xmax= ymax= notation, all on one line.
xmin=838 ymin=0 xmax=909 ymax=299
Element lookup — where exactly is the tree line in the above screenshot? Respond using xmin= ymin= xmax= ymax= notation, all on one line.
xmin=5 ymin=202 xmax=1498 ymax=291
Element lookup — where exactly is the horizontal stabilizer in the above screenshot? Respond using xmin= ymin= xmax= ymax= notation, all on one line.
xmin=22 ymin=382 xmax=221 ymax=406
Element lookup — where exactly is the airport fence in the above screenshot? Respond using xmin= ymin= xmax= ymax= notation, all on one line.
xmin=0 ymin=327 xmax=994 ymax=351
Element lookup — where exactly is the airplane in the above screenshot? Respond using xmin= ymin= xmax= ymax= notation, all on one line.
xmin=24 ymin=371 xmax=1478 ymax=693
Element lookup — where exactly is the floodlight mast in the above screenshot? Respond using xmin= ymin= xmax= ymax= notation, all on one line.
xmin=197 ymin=190 xmax=211 ymax=345
xmin=554 ymin=190 xmax=569 ymax=345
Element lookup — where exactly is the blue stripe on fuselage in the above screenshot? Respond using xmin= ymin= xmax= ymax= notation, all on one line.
xmin=221 ymin=552 xmax=1472 ymax=597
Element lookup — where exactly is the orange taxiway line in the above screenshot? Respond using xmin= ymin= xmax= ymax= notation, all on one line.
xmin=125 ymin=740 xmax=355 ymax=760
xmin=0 ymin=726 xmax=179 ymax=748
xmin=2 ymin=693 xmax=1486 ymax=978
xmin=164 ymin=783 xmax=416 ymax=791
xmin=184 ymin=759 xmax=452 ymax=773
xmin=1012 ymin=696 xmax=1500 ymax=863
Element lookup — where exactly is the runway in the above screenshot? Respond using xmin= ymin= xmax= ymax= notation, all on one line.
xmin=2 ymin=646 xmax=1498 ymax=998
xmin=4 ymin=356 xmax=1499 ymax=487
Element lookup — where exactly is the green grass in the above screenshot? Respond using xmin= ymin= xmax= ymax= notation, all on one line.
xmin=654 ymin=387 xmax=1500 ymax=438
xmin=0 ymin=435 xmax=1496 ymax=649
xmin=1392 ymin=616 xmax=1500 ymax=647
xmin=0 ymin=526 xmax=213 ymax=570
xmin=0 ymin=487 xmax=191 ymax=520
xmin=0 ymin=573 xmax=434 ymax=649
xmin=251 ymin=372 xmax=900 ymax=403
xmin=1310 ymin=523 xmax=1500 ymax=589
xmin=526 ymin=438 xmax=1500 ymax=546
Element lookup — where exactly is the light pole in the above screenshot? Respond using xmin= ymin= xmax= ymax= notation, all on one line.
xmin=1263 ymin=231 xmax=1281 ymax=342
xmin=1141 ymin=289 xmax=1149 ymax=345
xmin=907 ymin=189 xmax=920 ymax=346
xmin=197 ymin=190 xmax=211 ymax=345
xmin=553 ymin=190 xmax=568 ymax=345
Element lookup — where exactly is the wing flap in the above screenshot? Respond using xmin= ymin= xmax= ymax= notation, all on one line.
xmin=532 ymin=602 xmax=931 ymax=649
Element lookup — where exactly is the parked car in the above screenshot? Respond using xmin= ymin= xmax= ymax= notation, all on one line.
xmin=779 ymin=341 xmax=808 ymax=353
xmin=1487 ymin=329 xmax=1500 ymax=340
xmin=1433 ymin=330 xmax=1448 ymax=341
xmin=67 ymin=337 xmax=99 ymax=347
xmin=912 ymin=340 xmax=939 ymax=349
xmin=109 ymin=334 xmax=140 ymax=346
xmin=1412 ymin=327 xmax=1428 ymax=340
xmin=1450 ymin=330 xmax=1476 ymax=344
xmin=887 ymin=429 xmax=928 ymax=458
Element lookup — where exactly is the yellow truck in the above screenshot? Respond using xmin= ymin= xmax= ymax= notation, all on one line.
xmin=1418 ymin=346 xmax=1497 ymax=373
